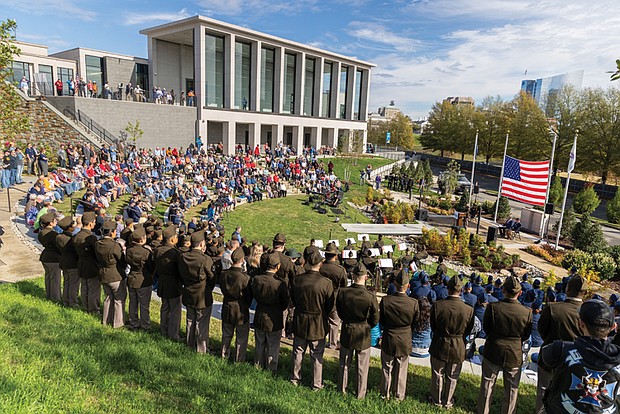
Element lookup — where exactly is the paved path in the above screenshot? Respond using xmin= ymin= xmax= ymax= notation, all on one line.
xmin=0 ymin=178 xmax=44 ymax=284
xmin=340 ymin=223 xmax=433 ymax=235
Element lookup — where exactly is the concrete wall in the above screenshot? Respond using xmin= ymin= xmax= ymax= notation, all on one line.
xmin=46 ymin=96 xmax=197 ymax=148
xmin=103 ymin=56 xmax=136 ymax=91
xmin=154 ymin=40 xmax=193 ymax=96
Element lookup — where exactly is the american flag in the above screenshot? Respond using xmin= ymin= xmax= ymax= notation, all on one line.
xmin=501 ymin=156 xmax=550 ymax=206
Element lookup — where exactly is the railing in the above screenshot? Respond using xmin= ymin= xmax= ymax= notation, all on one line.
xmin=76 ymin=109 xmax=119 ymax=146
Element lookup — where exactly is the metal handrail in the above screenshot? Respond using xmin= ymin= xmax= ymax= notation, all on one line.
xmin=76 ymin=109 xmax=119 ymax=146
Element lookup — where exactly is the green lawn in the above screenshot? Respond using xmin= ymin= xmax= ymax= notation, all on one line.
xmin=0 ymin=278 xmax=536 ymax=413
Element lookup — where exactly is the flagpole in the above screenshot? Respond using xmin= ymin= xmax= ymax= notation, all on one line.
xmin=541 ymin=127 xmax=558 ymax=237
xmin=468 ymin=129 xmax=479 ymax=209
xmin=493 ymin=131 xmax=510 ymax=223
xmin=555 ymin=130 xmax=578 ymax=249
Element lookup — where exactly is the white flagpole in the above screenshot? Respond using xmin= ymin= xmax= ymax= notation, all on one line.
xmin=468 ymin=129 xmax=479 ymax=208
xmin=555 ymin=130 xmax=578 ymax=249
xmin=541 ymin=127 xmax=558 ymax=237
xmin=494 ymin=131 xmax=510 ymax=223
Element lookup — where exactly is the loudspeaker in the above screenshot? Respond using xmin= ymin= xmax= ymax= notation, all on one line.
xmin=473 ymin=184 xmax=479 ymax=195
xmin=317 ymin=207 xmax=327 ymax=214
xmin=416 ymin=208 xmax=428 ymax=221
xmin=486 ymin=226 xmax=498 ymax=245
xmin=545 ymin=203 xmax=555 ymax=215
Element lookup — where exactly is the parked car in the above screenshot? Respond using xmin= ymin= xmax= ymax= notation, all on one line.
xmin=438 ymin=172 xmax=471 ymax=194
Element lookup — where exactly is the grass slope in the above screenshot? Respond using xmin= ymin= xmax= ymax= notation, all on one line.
xmin=0 ymin=278 xmax=535 ymax=413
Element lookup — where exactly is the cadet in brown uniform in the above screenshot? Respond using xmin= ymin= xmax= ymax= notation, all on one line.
xmin=252 ymin=253 xmax=289 ymax=372
xmin=428 ymin=275 xmax=475 ymax=409
xmin=380 ymin=269 xmax=419 ymax=401
xmin=178 ymin=231 xmax=216 ymax=353
xmin=38 ymin=212 xmax=62 ymax=301
xmin=320 ymin=242 xmax=348 ymax=350
xmin=336 ymin=263 xmax=379 ymax=399
xmin=73 ymin=211 xmax=101 ymax=314
xmin=126 ymin=227 xmax=155 ymax=331
xmin=535 ymin=275 xmax=587 ymax=413
xmin=220 ymin=248 xmax=253 ymax=362
xmin=56 ymin=216 xmax=80 ymax=308
xmin=289 ymin=250 xmax=334 ymax=390
xmin=155 ymin=226 xmax=183 ymax=340
xmin=477 ymin=275 xmax=533 ymax=414
xmin=95 ymin=220 xmax=126 ymax=328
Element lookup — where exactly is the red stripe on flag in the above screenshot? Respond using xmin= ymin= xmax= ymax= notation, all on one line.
xmin=501 ymin=157 xmax=550 ymax=206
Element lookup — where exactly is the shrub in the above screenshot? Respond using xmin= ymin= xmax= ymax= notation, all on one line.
xmin=607 ymin=188 xmax=620 ymax=224
xmin=438 ymin=199 xmax=454 ymax=211
xmin=479 ymin=245 xmax=490 ymax=258
xmin=422 ymin=228 xmax=442 ymax=252
xmin=426 ymin=196 xmax=440 ymax=208
xmin=548 ymin=176 xmax=563 ymax=207
xmin=609 ymin=245 xmax=620 ymax=278
xmin=571 ymin=214 xmax=608 ymax=254
xmin=562 ymin=249 xmax=594 ymax=272
xmin=502 ymin=255 xmax=514 ymax=268
xmin=552 ymin=207 xmax=577 ymax=240
xmin=423 ymin=159 xmax=434 ymax=187
xmin=455 ymin=191 xmax=470 ymax=212
xmin=462 ymin=246 xmax=472 ymax=266
xmin=511 ymin=254 xmax=521 ymax=266
xmin=481 ymin=200 xmax=494 ymax=215
xmin=493 ymin=196 xmax=511 ymax=221
xmin=572 ymin=185 xmax=600 ymax=215
xmin=592 ymin=252 xmax=617 ymax=280
xmin=477 ymin=256 xmax=493 ymax=272
xmin=491 ymin=252 xmax=502 ymax=266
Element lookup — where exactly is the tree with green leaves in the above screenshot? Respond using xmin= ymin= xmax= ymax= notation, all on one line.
xmin=422 ymin=159 xmax=433 ymax=188
xmin=572 ymin=185 xmax=600 ymax=215
xmin=124 ymin=120 xmax=144 ymax=147
xmin=609 ymin=59 xmax=620 ymax=81
xmin=388 ymin=112 xmax=416 ymax=150
xmin=546 ymin=85 xmax=581 ymax=173
xmin=477 ymin=96 xmax=511 ymax=164
xmin=507 ymin=91 xmax=550 ymax=161
xmin=553 ymin=206 xmax=576 ymax=240
xmin=571 ymin=214 xmax=608 ymax=254
xmin=420 ymin=100 xmax=476 ymax=158
xmin=494 ymin=196 xmax=512 ymax=221
xmin=607 ymin=189 xmax=620 ymax=224
xmin=548 ymin=176 xmax=563 ymax=207
xmin=0 ymin=19 xmax=29 ymax=139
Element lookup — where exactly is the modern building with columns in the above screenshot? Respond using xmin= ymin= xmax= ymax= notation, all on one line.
xmin=140 ymin=16 xmax=374 ymax=155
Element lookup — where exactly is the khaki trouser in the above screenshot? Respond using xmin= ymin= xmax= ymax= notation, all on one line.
xmin=254 ymin=328 xmax=282 ymax=372
xmin=535 ymin=364 xmax=553 ymax=414
xmin=102 ymin=280 xmax=126 ymax=328
xmin=291 ymin=337 xmax=326 ymax=390
xmin=221 ymin=321 xmax=250 ymax=362
xmin=128 ymin=286 xmax=152 ymax=330
xmin=430 ymin=356 xmax=463 ymax=409
xmin=380 ymin=350 xmax=409 ymax=400
xmin=186 ymin=305 xmax=212 ymax=353
xmin=477 ymin=359 xmax=522 ymax=414
xmin=339 ymin=346 xmax=371 ymax=399
xmin=42 ymin=262 xmax=62 ymax=302
xmin=62 ymin=268 xmax=80 ymax=308
xmin=80 ymin=277 xmax=101 ymax=314
xmin=328 ymin=307 xmax=340 ymax=349
xmin=160 ymin=296 xmax=182 ymax=340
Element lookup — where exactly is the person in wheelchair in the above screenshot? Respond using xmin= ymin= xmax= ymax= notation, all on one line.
xmin=506 ymin=218 xmax=522 ymax=239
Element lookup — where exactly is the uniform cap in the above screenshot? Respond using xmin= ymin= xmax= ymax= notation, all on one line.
xmin=58 ymin=216 xmax=74 ymax=230
xmin=580 ymin=299 xmax=615 ymax=328
xmin=447 ymin=275 xmax=463 ymax=290
xmin=190 ymin=230 xmax=205 ymax=245
xmin=285 ymin=248 xmax=302 ymax=259
xmin=393 ymin=269 xmax=408 ymax=286
xmin=305 ymin=249 xmax=323 ymax=266
xmin=231 ymin=247 xmax=245 ymax=263
xmin=273 ymin=232 xmax=286 ymax=243
xmin=102 ymin=220 xmax=117 ymax=232
xmin=503 ymin=275 xmax=522 ymax=294
xmin=567 ymin=275 xmax=588 ymax=293
xmin=325 ymin=242 xmax=339 ymax=254
xmin=420 ymin=273 xmax=428 ymax=284
xmin=265 ymin=252 xmax=280 ymax=269
xmin=132 ymin=227 xmax=146 ymax=241
xmin=478 ymin=293 xmax=489 ymax=304
xmin=40 ymin=212 xmax=57 ymax=226
xmin=533 ymin=279 xmax=541 ymax=288
xmin=163 ymin=225 xmax=177 ymax=239
xmin=82 ymin=211 xmax=97 ymax=224
xmin=352 ymin=262 xmax=367 ymax=278
xmin=474 ymin=275 xmax=482 ymax=284
xmin=124 ymin=218 xmax=134 ymax=226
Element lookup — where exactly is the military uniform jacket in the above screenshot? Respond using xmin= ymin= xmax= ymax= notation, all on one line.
xmin=320 ymin=261 xmax=348 ymax=296
xmin=178 ymin=249 xmax=215 ymax=309
xmin=429 ymin=296 xmax=475 ymax=364
xmin=290 ymin=270 xmax=335 ymax=341
xmin=336 ymin=284 xmax=379 ymax=351
xmin=483 ymin=298 xmax=533 ymax=368
xmin=380 ymin=293 xmax=420 ymax=357
xmin=125 ymin=244 xmax=155 ymax=289
xmin=154 ymin=244 xmax=182 ymax=299
xmin=38 ymin=227 xmax=61 ymax=263
xmin=260 ymin=250 xmax=296 ymax=285
xmin=56 ymin=230 xmax=78 ymax=270
xmin=120 ymin=227 xmax=133 ymax=245
xmin=252 ymin=272 xmax=289 ymax=332
xmin=219 ymin=267 xmax=253 ymax=325
xmin=74 ymin=228 xmax=99 ymax=279
xmin=538 ymin=298 xmax=583 ymax=370
xmin=94 ymin=237 xmax=125 ymax=284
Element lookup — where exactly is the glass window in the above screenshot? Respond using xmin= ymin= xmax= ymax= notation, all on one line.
xmin=354 ymin=69 xmax=364 ymax=121
xmin=260 ymin=47 xmax=275 ymax=113
xmin=339 ymin=65 xmax=348 ymax=119
xmin=205 ymin=34 xmax=225 ymax=108
xmin=136 ymin=63 xmax=149 ymax=98
xmin=37 ymin=64 xmax=54 ymax=95
xmin=9 ymin=61 xmax=29 ymax=85
xmin=234 ymin=42 xmax=251 ymax=110
xmin=85 ymin=55 xmax=104 ymax=97
xmin=321 ymin=62 xmax=332 ymax=118
xmin=57 ymin=67 xmax=74 ymax=95
xmin=303 ymin=57 xmax=315 ymax=116
xmin=282 ymin=53 xmax=296 ymax=114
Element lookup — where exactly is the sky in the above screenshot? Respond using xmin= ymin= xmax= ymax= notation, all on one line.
xmin=2 ymin=0 xmax=619 ymax=118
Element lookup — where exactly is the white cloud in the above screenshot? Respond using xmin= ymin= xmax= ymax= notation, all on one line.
xmin=199 ymin=0 xmax=320 ymax=17
xmin=124 ymin=9 xmax=192 ymax=26
xmin=3 ymin=0 xmax=96 ymax=21
xmin=346 ymin=21 xmax=420 ymax=53
xmin=18 ymin=33 xmax=69 ymax=50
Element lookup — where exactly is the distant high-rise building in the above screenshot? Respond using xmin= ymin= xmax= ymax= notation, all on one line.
xmin=520 ymin=70 xmax=584 ymax=115
xmin=443 ymin=96 xmax=475 ymax=106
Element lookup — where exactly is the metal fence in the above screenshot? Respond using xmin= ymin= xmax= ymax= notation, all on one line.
xmin=76 ymin=110 xmax=120 ymax=146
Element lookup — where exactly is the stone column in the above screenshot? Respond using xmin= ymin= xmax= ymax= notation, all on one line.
xmin=249 ymin=123 xmax=260 ymax=152
xmin=193 ymin=25 xmax=207 ymax=139
xmin=223 ymin=121 xmax=236 ymax=155
xmin=311 ymin=126 xmax=321 ymax=151
xmin=251 ymin=40 xmax=261 ymax=111
xmin=292 ymin=125 xmax=303 ymax=155
xmin=274 ymin=47 xmax=284 ymax=114
xmin=345 ymin=65 xmax=356 ymax=120
xmin=225 ymin=33 xmax=235 ymax=109
xmin=332 ymin=62 xmax=341 ymax=119
xmin=316 ymin=57 xmax=324 ymax=118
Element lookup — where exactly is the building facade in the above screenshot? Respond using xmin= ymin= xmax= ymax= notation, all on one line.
xmin=520 ymin=70 xmax=584 ymax=115
xmin=140 ymin=16 xmax=374 ymax=155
